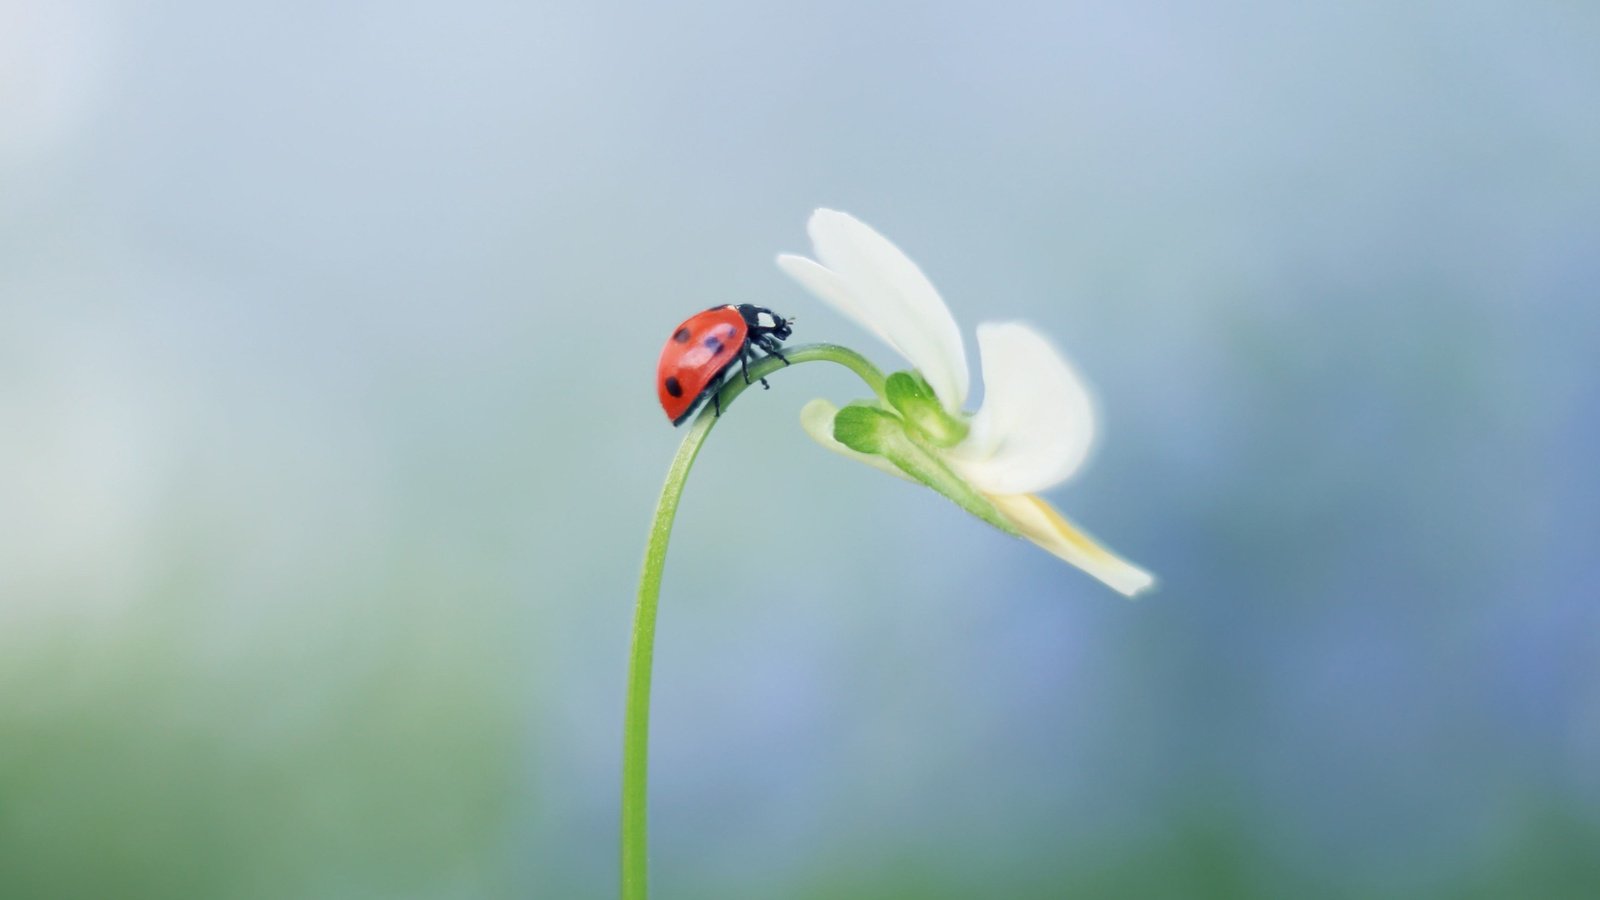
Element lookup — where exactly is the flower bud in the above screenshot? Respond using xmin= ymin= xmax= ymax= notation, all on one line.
xmin=885 ymin=371 xmax=968 ymax=448
xmin=831 ymin=403 xmax=902 ymax=455
xmin=830 ymin=400 xmax=1017 ymax=536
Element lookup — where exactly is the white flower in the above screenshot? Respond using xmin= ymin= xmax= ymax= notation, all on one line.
xmin=778 ymin=209 xmax=1154 ymax=596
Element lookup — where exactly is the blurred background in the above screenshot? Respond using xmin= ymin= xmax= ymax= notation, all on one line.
xmin=3 ymin=1 xmax=1597 ymax=897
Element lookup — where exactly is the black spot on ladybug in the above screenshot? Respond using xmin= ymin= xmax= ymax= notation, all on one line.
xmin=703 ymin=334 xmax=725 ymax=354
xmin=664 ymin=376 xmax=684 ymax=398
xmin=673 ymin=328 xmax=691 ymax=343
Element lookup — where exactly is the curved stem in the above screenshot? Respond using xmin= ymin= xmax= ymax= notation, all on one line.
xmin=622 ymin=344 xmax=885 ymax=900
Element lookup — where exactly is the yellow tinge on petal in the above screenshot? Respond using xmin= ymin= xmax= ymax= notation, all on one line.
xmin=988 ymin=493 xmax=1156 ymax=597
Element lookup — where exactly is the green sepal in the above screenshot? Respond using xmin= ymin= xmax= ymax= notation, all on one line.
xmin=832 ymin=399 xmax=1018 ymax=537
xmin=832 ymin=402 xmax=901 ymax=455
xmin=885 ymin=371 xmax=969 ymax=448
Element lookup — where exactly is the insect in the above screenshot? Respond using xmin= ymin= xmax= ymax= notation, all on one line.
xmin=657 ymin=304 xmax=794 ymax=426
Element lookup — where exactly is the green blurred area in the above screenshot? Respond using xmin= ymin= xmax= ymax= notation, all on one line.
xmin=1 ymin=578 xmax=519 ymax=897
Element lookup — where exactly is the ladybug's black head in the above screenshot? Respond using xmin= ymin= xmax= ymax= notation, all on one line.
xmin=737 ymin=304 xmax=793 ymax=340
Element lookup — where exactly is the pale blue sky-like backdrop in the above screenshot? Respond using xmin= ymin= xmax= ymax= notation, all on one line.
xmin=3 ymin=1 xmax=1597 ymax=897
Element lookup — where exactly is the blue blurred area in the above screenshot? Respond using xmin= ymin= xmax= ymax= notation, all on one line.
xmin=3 ymin=1 xmax=1597 ymax=897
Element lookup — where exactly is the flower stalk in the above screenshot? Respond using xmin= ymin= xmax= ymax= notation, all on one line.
xmin=622 ymin=343 xmax=886 ymax=900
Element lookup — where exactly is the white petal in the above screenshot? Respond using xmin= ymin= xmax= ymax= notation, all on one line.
xmin=989 ymin=493 xmax=1155 ymax=596
xmin=775 ymin=254 xmax=861 ymax=333
xmin=777 ymin=209 xmax=969 ymax=412
xmin=947 ymin=322 xmax=1096 ymax=495
xmin=798 ymin=398 xmax=914 ymax=482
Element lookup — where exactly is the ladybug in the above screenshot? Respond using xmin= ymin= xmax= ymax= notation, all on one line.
xmin=657 ymin=304 xmax=793 ymax=425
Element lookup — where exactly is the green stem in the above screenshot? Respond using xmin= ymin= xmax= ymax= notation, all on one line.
xmin=622 ymin=343 xmax=886 ymax=900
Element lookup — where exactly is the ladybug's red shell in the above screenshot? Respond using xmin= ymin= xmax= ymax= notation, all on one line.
xmin=657 ymin=306 xmax=748 ymax=424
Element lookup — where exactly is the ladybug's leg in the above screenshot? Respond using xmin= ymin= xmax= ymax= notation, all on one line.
xmin=740 ymin=343 xmax=771 ymax=390
xmin=757 ymin=334 xmax=790 ymax=366
xmin=753 ymin=345 xmax=771 ymax=389
xmin=701 ymin=371 xmax=726 ymax=419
